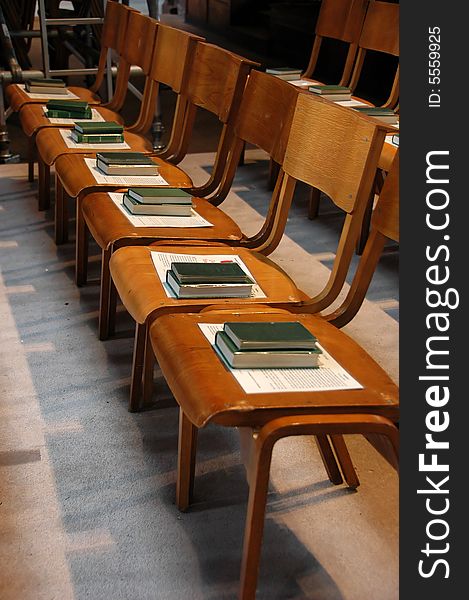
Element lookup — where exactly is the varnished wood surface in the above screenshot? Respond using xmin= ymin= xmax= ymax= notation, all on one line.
xmin=149 ymin=311 xmax=399 ymax=428
xmin=358 ymin=1 xmax=399 ymax=56
xmin=54 ymin=153 xmax=192 ymax=199
xmin=18 ymin=104 xmax=125 ymax=138
xmin=82 ymin=193 xmax=243 ymax=250
xmin=109 ymin=245 xmax=307 ymax=326
xmin=315 ymin=0 xmax=368 ymax=43
xmin=36 ymin=128 xmax=154 ymax=167
xmin=372 ymin=151 xmax=399 ymax=241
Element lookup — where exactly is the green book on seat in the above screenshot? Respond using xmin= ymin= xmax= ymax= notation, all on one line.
xmin=46 ymin=109 xmax=92 ymax=119
xmin=70 ymin=131 xmax=124 ymax=144
xmin=46 ymin=99 xmax=89 ymax=111
xmin=74 ymin=121 xmax=123 ymax=134
xmin=127 ymin=187 xmax=192 ymax=205
xmin=29 ymin=78 xmax=66 ymax=88
xmin=214 ymin=330 xmax=322 ymax=369
xmin=354 ymin=107 xmax=398 ymax=124
xmin=170 ymin=262 xmax=253 ymax=284
xmin=96 ymin=152 xmax=155 ymax=165
xmin=223 ymin=321 xmax=318 ymax=350
xmin=308 ymin=85 xmax=351 ymax=95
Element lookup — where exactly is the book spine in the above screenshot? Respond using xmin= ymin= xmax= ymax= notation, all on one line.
xmin=75 ymin=134 xmax=124 ymax=143
xmin=47 ymin=110 xmax=92 ymax=119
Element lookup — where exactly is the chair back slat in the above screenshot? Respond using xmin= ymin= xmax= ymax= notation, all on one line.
xmin=100 ymin=0 xmax=133 ymax=54
xmin=283 ymin=93 xmax=387 ymax=213
xmin=234 ymin=70 xmax=301 ymax=165
xmin=149 ymin=25 xmax=204 ymax=92
xmin=123 ymin=12 xmax=159 ymax=74
xmin=182 ymin=43 xmax=258 ymax=123
xmin=359 ymin=1 xmax=399 ymax=56
xmin=316 ymin=0 xmax=369 ymax=43
xmin=372 ymin=151 xmax=399 ymax=241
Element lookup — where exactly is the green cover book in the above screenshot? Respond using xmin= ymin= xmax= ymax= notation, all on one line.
xmin=29 ymin=78 xmax=66 ymax=87
xmin=46 ymin=109 xmax=92 ymax=119
xmin=308 ymin=85 xmax=351 ymax=94
xmin=266 ymin=67 xmax=301 ymax=75
xmin=71 ymin=132 xmax=124 ymax=144
xmin=46 ymin=99 xmax=89 ymax=111
xmin=128 ymin=187 xmax=192 ymax=205
xmin=170 ymin=262 xmax=253 ymax=284
xmin=354 ymin=107 xmax=395 ymax=115
xmin=74 ymin=121 xmax=123 ymax=134
xmin=96 ymin=152 xmax=154 ymax=165
xmin=214 ymin=331 xmax=321 ymax=369
xmin=123 ymin=194 xmax=192 ymax=216
xmin=223 ymin=321 xmax=318 ymax=350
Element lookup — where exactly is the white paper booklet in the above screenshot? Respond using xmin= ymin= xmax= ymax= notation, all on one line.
xmin=18 ymin=83 xmax=79 ymax=100
xmin=43 ymin=106 xmax=105 ymax=124
xmin=151 ymin=251 xmax=267 ymax=299
xmin=108 ymin=192 xmax=212 ymax=228
xmin=199 ymin=323 xmax=363 ymax=394
xmin=59 ymin=129 xmax=130 ymax=150
xmin=84 ymin=157 xmax=169 ymax=186
xmin=336 ymin=99 xmax=369 ymax=108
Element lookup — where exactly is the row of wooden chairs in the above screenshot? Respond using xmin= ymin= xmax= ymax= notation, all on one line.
xmin=6 ymin=2 xmax=399 ymax=598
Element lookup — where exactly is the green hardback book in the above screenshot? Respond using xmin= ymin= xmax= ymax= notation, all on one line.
xmin=46 ymin=99 xmax=89 ymax=111
xmin=266 ymin=67 xmax=301 ymax=75
xmin=166 ymin=272 xmax=253 ymax=299
xmin=29 ymin=78 xmax=66 ymax=87
xmin=71 ymin=131 xmax=124 ymax=144
xmin=355 ymin=107 xmax=395 ymax=115
xmin=74 ymin=121 xmax=123 ymax=134
xmin=96 ymin=152 xmax=154 ymax=165
xmin=308 ymin=85 xmax=351 ymax=94
xmin=46 ymin=109 xmax=92 ymax=119
xmin=123 ymin=193 xmax=192 ymax=216
xmin=223 ymin=321 xmax=318 ymax=350
xmin=170 ymin=262 xmax=253 ymax=284
xmin=214 ymin=331 xmax=322 ymax=369
xmin=128 ymin=187 xmax=192 ymax=205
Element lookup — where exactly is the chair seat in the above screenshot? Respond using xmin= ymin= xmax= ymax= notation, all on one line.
xmin=54 ymin=153 xmax=192 ymax=199
xmin=109 ymin=245 xmax=308 ymax=326
xmin=18 ymin=103 xmax=124 ymax=138
xmin=149 ymin=311 xmax=399 ymax=428
xmin=36 ymin=128 xmax=154 ymax=167
xmin=6 ymin=83 xmax=101 ymax=112
xmin=82 ymin=193 xmax=244 ymax=250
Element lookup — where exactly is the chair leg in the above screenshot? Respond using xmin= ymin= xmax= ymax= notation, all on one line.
xmin=356 ymin=193 xmax=374 ymax=256
xmin=268 ymin=159 xmax=280 ymax=191
xmin=75 ymin=202 xmax=88 ymax=286
xmin=129 ymin=322 xmax=147 ymax=412
xmin=176 ymin=408 xmax=198 ymax=512
xmin=98 ymin=247 xmax=112 ymax=340
xmin=37 ymin=158 xmax=51 ymax=211
xmin=307 ymin=186 xmax=321 ymax=220
xmin=239 ymin=429 xmax=274 ymax=600
xmin=315 ymin=435 xmax=343 ymax=485
xmin=28 ymin=136 xmax=35 ymax=182
xmin=142 ymin=336 xmax=156 ymax=407
xmin=55 ymin=179 xmax=66 ymax=245
xmin=330 ymin=434 xmax=360 ymax=489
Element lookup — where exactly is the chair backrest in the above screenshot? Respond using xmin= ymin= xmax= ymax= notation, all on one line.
xmin=278 ymin=92 xmax=388 ymax=310
xmin=204 ymin=70 xmax=303 ymax=209
xmin=303 ymin=0 xmax=369 ymax=86
xmin=127 ymin=24 xmax=204 ymax=135
xmin=91 ymin=1 xmax=135 ymax=95
xmin=324 ymin=150 xmax=399 ymax=327
xmin=348 ymin=0 xmax=400 ymax=107
xmin=162 ymin=42 xmax=259 ymax=193
xmin=107 ymin=11 xmax=159 ymax=113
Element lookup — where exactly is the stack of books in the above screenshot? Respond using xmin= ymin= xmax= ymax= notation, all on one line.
xmin=354 ymin=106 xmax=399 ymax=125
xmin=266 ymin=67 xmax=302 ymax=81
xmin=308 ymin=84 xmax=352 ymax=102
xmin=45 ymin=99 xmax=92 ymax=119
xmin=25 ymin=78 xmax=68 ymax=95
xmin=95 ymin=152 xmax=159 ymax=175
xmin=71 ymin=121 xmax=124 ymax=144
xmin=165 ymin=262 xmax=254 ymax=298
xmin=214 ymin=321 xmax=323 ymax=368
xmin=123 ymin=187 xmax=192 ymax=216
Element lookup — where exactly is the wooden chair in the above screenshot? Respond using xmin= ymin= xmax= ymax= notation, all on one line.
xmin=308 ymin=0 xmax=399 ymax=221
xmin=149 ymin=309 xmax=398 ymax=600
xmin=49 ymin=23 xmax=205 ymax=238
xmin=302 ymin=0 xmax=369 ymax=86
xmin=16 ymin=1 xmax=138 ymax=184
xmin=34 ymin=11 xmax=162 ymax=212
xmin=108 ymin=90 xmax=388 ymax=412
xmin=5 ymin=0 xmax=135 ymax=112
xmin=143 ymin=152 xmax=400 ymax=599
